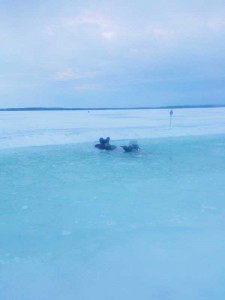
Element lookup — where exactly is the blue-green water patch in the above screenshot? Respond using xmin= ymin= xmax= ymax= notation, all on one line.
xmin=1 ymin=135 xmax=225 ymax=300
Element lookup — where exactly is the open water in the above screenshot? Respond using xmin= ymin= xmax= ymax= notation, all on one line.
xmin=0 ymin=135 xmax=225 ymax=300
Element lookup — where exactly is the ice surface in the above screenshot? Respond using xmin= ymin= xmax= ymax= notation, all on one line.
xmin=1 ymin=108 xmax=225 ymax=299
xmin=0 ymin=107 xmax=225 ymax=149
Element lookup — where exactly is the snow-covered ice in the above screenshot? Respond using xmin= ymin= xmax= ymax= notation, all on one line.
xmin=0 ymin=108 xmax=225 ymax=300
xmin=0 ymin=107 xmax=225 ymax=149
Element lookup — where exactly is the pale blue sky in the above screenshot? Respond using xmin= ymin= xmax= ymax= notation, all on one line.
xmin=1 ymin=0 xmax=225 ymax=108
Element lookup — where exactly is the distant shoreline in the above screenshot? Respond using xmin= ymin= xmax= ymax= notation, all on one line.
xmin=0 ymin=105 xmax=225 ymax=112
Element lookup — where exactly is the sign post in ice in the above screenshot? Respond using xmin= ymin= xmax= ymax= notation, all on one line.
xmin=169 ymin=109 xmax=173 ymax=128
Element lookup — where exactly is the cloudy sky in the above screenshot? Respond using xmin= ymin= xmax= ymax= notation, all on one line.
xmin=1 ymin=0 xmax=225 ymax=108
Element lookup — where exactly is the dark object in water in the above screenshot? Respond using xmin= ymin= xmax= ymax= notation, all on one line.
xmin=95 ymin=137 xmax=117 ymax=150
xmin=121 ymin=145 xmax=133 ymax=152
xmin=121 ymin=141 xmax=140 ymax=152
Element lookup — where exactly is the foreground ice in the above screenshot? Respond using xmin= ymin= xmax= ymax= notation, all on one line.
xmin=0 ymin=107 xmax=225 ymax=149
xmin=0 ymin=135 xmax=225 ymax=300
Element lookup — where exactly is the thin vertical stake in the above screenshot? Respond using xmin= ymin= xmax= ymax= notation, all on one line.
xmin=169 ymin=109 xmax=173 ymax=128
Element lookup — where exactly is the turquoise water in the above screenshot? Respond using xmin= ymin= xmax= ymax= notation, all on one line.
xmin=1 ymin=136 xmax=225 ymax=300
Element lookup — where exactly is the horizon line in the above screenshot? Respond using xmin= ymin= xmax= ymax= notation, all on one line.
xmin=0 ymin=104 xmax=225 ymax=111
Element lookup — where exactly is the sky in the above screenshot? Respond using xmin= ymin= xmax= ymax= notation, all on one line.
xmin=1 ymin=0 xmax=225 ymax=108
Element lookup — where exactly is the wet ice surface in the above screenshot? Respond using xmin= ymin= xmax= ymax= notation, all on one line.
xmin=1 ymin=135 xmax=225 ymax=300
